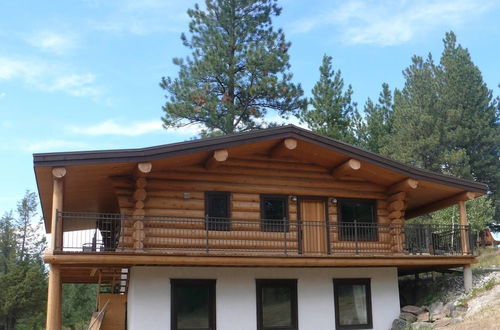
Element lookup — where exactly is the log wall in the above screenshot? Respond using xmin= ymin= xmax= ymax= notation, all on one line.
xmin=110 ymin=157 xmax=407 ymax=254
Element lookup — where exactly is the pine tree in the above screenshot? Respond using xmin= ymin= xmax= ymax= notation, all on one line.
xmin=363 ymin=83 xmax=393 ymax=153
xmin=160 ymin=0 xmax=306 ymax=136
xmin=300 ymin=54 xmax=358 ymax=144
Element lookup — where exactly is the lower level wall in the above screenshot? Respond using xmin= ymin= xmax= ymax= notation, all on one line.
xmin=127 ymin=266 xmax=400 ymax=330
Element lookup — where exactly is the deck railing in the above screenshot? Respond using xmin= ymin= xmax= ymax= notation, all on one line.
xmin=56 ymin=211 xmax=473 ymax=256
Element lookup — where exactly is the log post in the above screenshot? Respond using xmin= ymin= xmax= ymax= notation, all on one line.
xmin=46 ymin=264 xmax=62 ymax=330
xmin=51 ymin=167 xmax=66 ymax=251
xmin=463 ymin=264 xmax=472 ymax=292
xmin=458 ymin=200 xmax=469 ymax=255
xmin=387 ymin=192 xmax=407 ymax=253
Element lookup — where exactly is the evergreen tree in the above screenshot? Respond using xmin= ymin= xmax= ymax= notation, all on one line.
xmin=160 ymin=0 xmax=306 ymax=136
xmin=300 ymin=54 xmax=358 ymax=144
xmin=363 ymin=83 xmax=393 ymax=153
xmin=63 ymin=284 xmax=97 ymax=330
xmin=0 ymin=212 xmax=16 ymax=274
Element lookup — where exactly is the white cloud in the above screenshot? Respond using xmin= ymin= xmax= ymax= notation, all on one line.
xmin=27 ymin=31 xmax=77 ymax=55
xmin=0 ymin=56 xmax=102 ymax=99
xmin=69 ymin=119 xmax=164 ymax=136
xmin=291 ymin=0 xmax=494 ymax=46
xmin=22 ymin=139 xmax=90 ymax=152
xmin=0 ymin=92 xmax=6 ymax=99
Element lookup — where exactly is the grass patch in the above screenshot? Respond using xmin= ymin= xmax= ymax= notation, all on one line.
xmin=472 ymin=248 xmax=500 ymax=268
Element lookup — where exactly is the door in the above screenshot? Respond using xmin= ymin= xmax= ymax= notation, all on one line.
xmin=205 ymin=192 xmax=230 ymax=231
xmin=300 ymin=199 xmax=328 ymax=254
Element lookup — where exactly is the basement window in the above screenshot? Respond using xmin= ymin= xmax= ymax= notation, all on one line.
xmin=261 ymin=195 xmax=289 ymax=232
xmin=171 ymin=279 xmax=216 ymax=330
xmin=333 ymin=279 xmax=373 ymax=329
xmin=256 ymin=279 xmax=298 ymax=330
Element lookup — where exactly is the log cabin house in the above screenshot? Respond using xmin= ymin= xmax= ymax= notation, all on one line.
xmin=34 ymin=125 xmax=487 ymax=330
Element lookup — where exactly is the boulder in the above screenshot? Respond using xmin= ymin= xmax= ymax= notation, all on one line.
xmin=429 ymin=301 xmax=444 ymax=315
xmin=401 ymin=305 xmax=425 ymax=315
xmin=417 ymin=312 xmax=430 ymax=322
xmin=412 ymin=321 xmax=433 ymax=330
xmin=431 ymin=313 xmax=446 ymax=321
xmin=391 ymin=318 xmax=408 ymax=330
xmin=399 ymin=312 xmax=417 ymax=323
xmin=442 ymin=302 xmax=455 ymax=316
xmin=431 ymin=317 xmax=452 ymax=328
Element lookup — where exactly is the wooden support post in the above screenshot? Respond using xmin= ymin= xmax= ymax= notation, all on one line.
xmin=387 ymin=191 xmax=407 ymax=253
xmin=331 ymin=159 xmax=361 ymax=180
xmin=46 ymin=264 xmax=62 ymax=330
xmin=132 ymin=163 xmax=151 ymax=250
xmin=458 ymin=200 xmax=470 ymax=255
xmin=205 ymin=149 xmax=228 ymax=170
xmin=51 ymin=167 xmax=65 ymax=251
xmin=270 ymin=138 xmax=298 ymax=158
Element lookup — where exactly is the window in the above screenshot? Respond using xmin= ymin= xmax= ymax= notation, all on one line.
xmin=261 ymin=195 xmax=288 ymax=232
xmin=171 ymin=279 xmax=216 ymax=330
xmin=333 ymin=279 xmax=372 ymax=330
xmin=205 ymin=192 xmax=230 ymax=231
xmin=256 ymin=279 xmax=298 ymax=330
xmin=338 ymin=199 xmax=377 ymax=241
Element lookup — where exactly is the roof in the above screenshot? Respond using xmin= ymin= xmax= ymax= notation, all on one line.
xmin=34 ymin=124 xmax=487 ymax=193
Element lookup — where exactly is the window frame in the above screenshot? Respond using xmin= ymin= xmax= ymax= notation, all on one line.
xmin=205 ymin=191 xmax=231 ymax=231
xmin=333 ymin=278 xmax=373 ymax=330
xmin=337 ymin=199 xmax=377 ymax=241
xmin=260 ymin=194 xmax=289 ymax=232
xmin=256 ymin=279 xmax=298 ymax=330
xmin=170 ymin=279 xmax=217 ymax=330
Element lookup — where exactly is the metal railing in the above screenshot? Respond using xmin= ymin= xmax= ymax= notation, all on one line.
xmin=55 ymin=211 xmax=473 ymax=256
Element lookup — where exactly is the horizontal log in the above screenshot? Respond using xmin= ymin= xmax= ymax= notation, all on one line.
xmin=144 ymin=179 xmax=386 ymax=200
xmin=388 ymin=200 xmax=406 ymax=212
xmin=406 ymin=191 xmax=476 ymax=219
xmin=123 ymin=208 xmax=204 ymax=218
xmin=231 ymin=211 xmax=261 ymax=220
xmin=133 ymin=189 xmax=147 ymax=202
xmin=148 ymin=170 xmax=385 ymax=192
xmin=388 ymin=192 xmax=406 ymax=203
xmin=123 ymin=227 xmax=298 ymax=241
xmin=331 ymin=159 xmax=361 ymax=179
xmin=231 ymin=201 xmax=260 ymax=212
xmin=145 ymin=197 xmax=204 ymax=210
xmin=147 ymin=191 xmax=204 ymax=200
xmin=225 ymin=157 xmax=328 ymax=173
xmin=232 ymin=193 xmax=260 ymax=202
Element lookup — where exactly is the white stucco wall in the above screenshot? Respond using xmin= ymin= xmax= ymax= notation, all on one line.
xmin=127 ymin=266 xmax=400 ymax=330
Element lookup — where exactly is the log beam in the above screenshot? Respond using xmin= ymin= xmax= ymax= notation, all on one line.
xmin=205 ymin=149 xmax=229 ymax=170
xmin=331 ymin=159 xmax=361 ymax=179
xmin=46 ymin=264 xmax=62 ymax=330
xmin=406 ymin=191 xmax=476 ymax=219
xmin=135 ymin=162 xmax=152 ymax=177
xmin=51 ymin=167 xmax=65 ymax=250
xmin=387 ymin=178 xmax=419 ymax=195
xmin=270 ymin=138 xmax=298 ymax=158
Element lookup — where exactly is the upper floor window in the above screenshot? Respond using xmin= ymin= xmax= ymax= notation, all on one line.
xmin=338 ymin=199 xmax=377 ymax=241
xmin=260 ymin=195 xmax=288 ymax=232
xmin=205 ymin=192 xmax=230 ymax=231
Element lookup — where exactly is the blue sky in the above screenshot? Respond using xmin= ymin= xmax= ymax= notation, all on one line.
xmin=1 ymin=0 xmax=500 ymax=215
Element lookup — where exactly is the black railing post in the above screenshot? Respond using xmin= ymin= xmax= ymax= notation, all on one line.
xmin=283 ymin=219 xmax=288 ymax=256
xmin=205 ymin=216 xmax=210 ymax=253
xmin=354 ymin=220 xmax=359 ymax=255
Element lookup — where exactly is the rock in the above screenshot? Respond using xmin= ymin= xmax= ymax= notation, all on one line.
xmin=391 ymin=318 xmax=408 ymax=330
xmin=431 ymin=313 xmax=446 ymax=321
xmin=401 ymin=305 xmax=425 ymax=315
xmin=442 ymin=302 xmax=455 ymax=316
xmin=450 ymin=309 xmax=464 ymax=318
xmin=399 ymin=312 xmax=417 ymax=323
xmin=412 ymin=321 xmax=433 ymax=330
xmin=431 ymin=317 xmax=452 ymax=328
xmin=429 ymin=301 xmax=444 ymax=315
xmin=417 ymin=311 xmax=430 ymax=322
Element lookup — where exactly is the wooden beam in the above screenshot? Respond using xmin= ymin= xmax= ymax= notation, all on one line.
xmin=136 ymin=162 xmax=152 ymax=177
xmin=387 ymin=178 xmax=419 ymax=195
xmin=459 ymin=200 xmax=470 ymax=255
xmin=44 ymin=252 xmax=476 ymax=268
xmin=406 ymin=191 xmax=476 ymax=219
xmin=46 ymin=264 xmax=62 ymax=330
xmin=205 ymin=149 xmax=228 ymax=170
xmin=331 ymin=159 xmax=361 ymax=179
xmin=51 ymin=168 xmax=65 ymax=249
xmin=270 ymin=138 xmax=298 ymax=158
